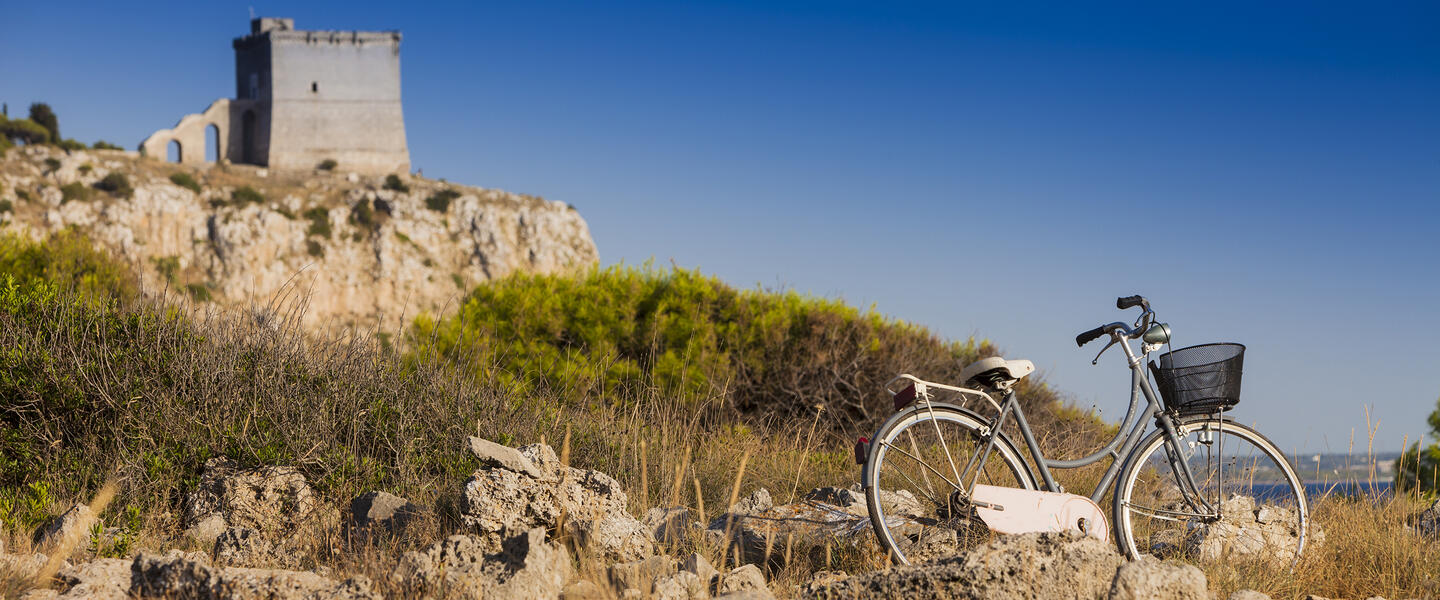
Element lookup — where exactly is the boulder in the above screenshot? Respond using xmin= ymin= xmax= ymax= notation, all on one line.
xmin=681 ymin=552 xmax=717 ymax=585
xmin=181 ymin=458 xmax=318 ymax=548
xmin=0 ymin=552 xmax=57 ymax=582
xmin=460 ymin=441 xmax=653 ymax=562
xmin=1410 ymin=498 xmax=1440 ymax=538
xmin=608 ymin=555 xmax=678 ymax=594
xmin=34 ymin=503 xmax=97 ymax=550
xmin=653 ymin=571 xmax=708 ymax=600
xmin=469 ymin=436 xmax=545 ymax=479
xmin=1182 ymin=495 xmax=1319 ymax=561
xmin=803 ymin=530 xmax=1124 ymax=600
xmin=643 ymin=506 xmax=695 ymax=546
xmin=132 ymin=550 xmax=378 ymax=599
xmin=709 ymin=486 xmax=916 ymax=566
xmin=347 ymin=491 xmax=420 ymax=538
xmin=391 ymin=528 xmax=572 ymax=600
xmin=716 ymin=564 xmax=772 ymax=599
xmin=53 ymin=558 xmax=131 ymax=599
xmin=213 ymin=527 xmax=276 ymax=567
xmin=1106 ymin=558 xmax=1207 ymax=600
xmin=1226 ymin=591 xmax=1273 ymax=600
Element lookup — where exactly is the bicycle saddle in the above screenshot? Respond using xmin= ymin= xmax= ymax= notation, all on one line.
xmin=960 ymin=357 xmax=1035 ymax=386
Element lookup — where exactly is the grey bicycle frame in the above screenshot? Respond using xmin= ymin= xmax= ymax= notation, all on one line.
xmin=973 ymin=329 xmax=1210 ymax=507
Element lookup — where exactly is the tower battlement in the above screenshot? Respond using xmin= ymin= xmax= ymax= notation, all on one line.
xmin=142 ymin=18 xmax=410 ymax=175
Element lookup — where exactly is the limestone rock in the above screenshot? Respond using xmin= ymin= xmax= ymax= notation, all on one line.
xmin=213 ymin=527 xmax=276 ymax=567
xmin=391 ymin=528 xmax=572 ymax=600
xmin=133 ymin=550 xmax=378 ymax=599
xmin=654 ymin=571 xmax=708 ymax=600
xmin=716 ymin=564 xmax=773 ymax=599
xmin=1226 ymin=591 xmax=1273 ymax=600
xmin=35 ymin=503 xmax=97 ymax=550
xmin=469 ymin=436 xmax=545 ymax=479
xmin=0 ymin=147 xmax=599 ymax=332
xmin=1410 ymin=498 xmax=1440 ymax=538
xmin=643 ymin=506 xmax=695 ymax=546
xmin=54 ymin=558 xmax=132 ymax=599
xmin=460 ymin=441 xmax=653 ymax=562
xmin=681 ymin=552 xmax=717 ymax=586
xmin=608 ymin=555 xmax=678 ymax=594
xmin=181 ymin=458 xmax=317 ymax=548
xmin=1 ymin=552 xmax=58 ymax=584
xmin=346 ymin=491 xmax=420 ymax=537
xmin=804 ymin=530 xmax=1125 ymax=600
xmin=1183 ymin=495 xmax=1318 ymax=561
xmin=709 ymin=486 xmax=886 ymax=566
xmin=1106 ymin=558 xmax=1207 ymax=600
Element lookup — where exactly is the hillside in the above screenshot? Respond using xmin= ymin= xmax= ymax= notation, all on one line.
xmin=0 ymin=145 xmax=597 ymax=330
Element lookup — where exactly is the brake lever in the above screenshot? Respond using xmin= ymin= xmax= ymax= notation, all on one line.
xmin=1091 ymin=338 xmax=1118 ymax=365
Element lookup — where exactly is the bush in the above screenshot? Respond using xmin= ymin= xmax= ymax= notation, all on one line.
xmin=0 ymin=118 xmax=49 ymax=145
xmin=43 ymin=158 xmax=61 ymax=174
xmin=303 ymin=207 xmax=331 ymax=238
xmin=425 ymin=189 xmax=461 ymax=213
xmin=306 ymin=240 xmax=324 ymax=258
xmin=0 ymin=230 xmax=137 ymax=301
xmin=410 ymin=265 xmax=1077 ymax=434
xmin=57 ymin=139 xmax=86 ymax=151
xmin=383 ymin=174 xmax=409 ymax=193
xmin=169 ymin=172 xmax=202 ymax=194
xmin=91 ymin=140 xmax=123 ymax=151
xmin=317 ymin=159 xmax=338 ymax=171
xmin=94 ymin=172 xmax=133 ymax=199
xmin=78 ymin=164 xmax=92 ymax=175
xmin=150 ymin=255 xmax=180 ymax=285
xmin=59 ymin=182 xmax=91 ymax=203
xmin=0 ymin=200 xmax=11 ymax=214
xmin=230 ymin=186 xmax=264 ymax=207
xmin=28 ymin=103 xmax=59 ymax=143
xmin=350 ymin=199 xmax=375 ymax=228
xmin=184 ymin=283 xmax=212 ymax=302
xmin=1396 ymin=395 xmax=1440 ymax=494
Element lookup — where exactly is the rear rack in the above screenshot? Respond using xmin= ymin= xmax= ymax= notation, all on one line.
xmin=884 ymin=374 xmax=1002 ymax=413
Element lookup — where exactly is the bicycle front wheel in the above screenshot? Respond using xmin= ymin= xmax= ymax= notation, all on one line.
xmin=1114 ymin=416 xmax=1309 ymax=564
xmin=863 ymin=403 xmax=1037 ymax=565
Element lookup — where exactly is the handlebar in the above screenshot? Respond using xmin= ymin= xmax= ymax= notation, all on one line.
xmin=1076 ymin=295 xmax=1154 ymax=347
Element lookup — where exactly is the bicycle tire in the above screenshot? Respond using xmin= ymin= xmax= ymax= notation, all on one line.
xmin=863 ymin=402 xmax=1038 ymax=565
xmin=1112 ymin=416 xmax=1309 ymax=564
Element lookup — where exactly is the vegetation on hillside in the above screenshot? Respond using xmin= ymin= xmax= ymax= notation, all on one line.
xmin=1395 ymin=396 xmax=1440 ymax=494
xmin=409 ymin=264 xmax=1082 ymax=437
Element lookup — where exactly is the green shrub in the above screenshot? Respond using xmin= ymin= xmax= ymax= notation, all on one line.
xmin=16 ymin=190 xmax=31 ymax=203
xmin=410 ymin=265 xmax=1075 ymax=434
xmin=0 ymin=230 xmax=138 ymax=301
xmin=60 ymin=182 xmax=92 ymax=203
xmin=425 ymin=189 xmax=460 ymax=213
xmin=94 ymin=172 xmax=133 ymax=199
xmin=43 ymin=158 xmax=61 ymax=174
xmin=303 ymin=207 xmax=331 ymax=238
xmin=0 ymin=118 xmax=50 ymax=145
xmin=28 ymin=103 xmax=59 ymax=143
xmin=91 ymin=140 xmax=122 ymax=151
xmin=78 ymin=164 xmax=92 ymax=175
xmin=317 ymin=159 xmax=338 ymax=171
xmin=306 ymin=240 xmax=324 ymax=258
xmin=184 ymin=283 xmax=212 ymax=302
xmin=169 ymin=172 xmax=202 ymax=194
xmin=1396 ymin=396 xmax=1440 ymax=494
xmin=230 ymin=186 xmax=264 ymax=207
xmin=0 ymin=200 xmax=11 ymax=214
xmin=451 ymin=273 xmax=464 ymax=290
xmin=383 ymin=174 xmax=409 ymax=193
xmin=57 ymin=139 xmax=86 ymax=151
xmin=350 ymin=199 xmax=375 ymax=228
xmin=150 ymin=255 xmax=180 ymax=285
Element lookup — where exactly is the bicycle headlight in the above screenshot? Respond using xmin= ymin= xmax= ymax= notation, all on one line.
xmin=1142 ymin=323 xmax=1171 ymax=344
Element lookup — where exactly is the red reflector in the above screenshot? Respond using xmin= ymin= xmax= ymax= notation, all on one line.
xmin=893 ymin=384 xmax=917 ymax=411
xmin=854 ymin=437 xmax=869 ymax=465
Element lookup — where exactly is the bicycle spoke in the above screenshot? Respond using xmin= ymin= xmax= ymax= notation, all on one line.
xmin=878 ymin=439 xmax=964 ymax=494
xmin=905 ymin=429 xmax=938 ymax=501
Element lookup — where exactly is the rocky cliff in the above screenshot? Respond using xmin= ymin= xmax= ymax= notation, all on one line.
xmin=0 ymin=145 xmax=598 ymax=329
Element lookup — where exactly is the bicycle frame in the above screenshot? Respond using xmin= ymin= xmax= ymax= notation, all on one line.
xmin=958 ymin=333 xmax=1212 ymax=509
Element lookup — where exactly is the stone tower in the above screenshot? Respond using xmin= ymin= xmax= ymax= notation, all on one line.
xmin=142 ymin=18 xmax=410 ymax=174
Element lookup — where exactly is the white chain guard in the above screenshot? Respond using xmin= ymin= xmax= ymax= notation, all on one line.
xmin=971 ymin=484 xmax=1110 ymax=540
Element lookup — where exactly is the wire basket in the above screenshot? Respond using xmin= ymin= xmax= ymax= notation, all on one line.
xmin=1148 ymin=343 xmax=1244 ymax=414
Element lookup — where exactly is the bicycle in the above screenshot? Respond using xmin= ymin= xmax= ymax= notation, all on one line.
xmin=858 ymin=295 xmax=1310 ymax=565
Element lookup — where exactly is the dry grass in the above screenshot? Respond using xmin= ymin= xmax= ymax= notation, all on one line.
xmin=1 ymin=278 xmax=1435 ymax=599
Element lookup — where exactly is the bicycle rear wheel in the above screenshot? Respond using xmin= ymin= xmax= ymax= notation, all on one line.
xmin=863 ymin=403 xmax=1037 ymax=565
xmin=1113 ymin=416 xmax=1309 ymax=564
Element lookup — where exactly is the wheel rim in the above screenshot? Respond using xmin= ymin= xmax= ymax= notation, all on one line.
xmin=1117 ymin=419 xmax=1309 ymax=565
xmin=867 ymin=407 xmax=1035 ymax=565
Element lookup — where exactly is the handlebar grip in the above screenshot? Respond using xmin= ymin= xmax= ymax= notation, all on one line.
xmin=1076 ymin=325 xmax=1108 ymax=347
xmin=1116 ymin=295 xmax=1145 ymax=310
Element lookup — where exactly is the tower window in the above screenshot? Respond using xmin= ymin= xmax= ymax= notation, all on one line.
xmin=311 ymin=82 xmax=318 ymax=93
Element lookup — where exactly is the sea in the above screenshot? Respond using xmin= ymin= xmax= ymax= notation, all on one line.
xmin=1249 ymin=480 xmax=1393 ymax=501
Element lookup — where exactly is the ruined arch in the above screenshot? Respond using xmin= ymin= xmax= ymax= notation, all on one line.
xmin=167 ymin=140 xmax=183 ymax=163
xmin=206 ymin=124 xmax=221 ymax=162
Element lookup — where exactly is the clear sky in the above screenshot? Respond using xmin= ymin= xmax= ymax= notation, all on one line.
xmin=3 ymin=1 xmax=1437 ymax=454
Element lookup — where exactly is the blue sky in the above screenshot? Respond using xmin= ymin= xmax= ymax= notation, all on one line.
xmin=3 ymin=1 xmax=1437 ymax=454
